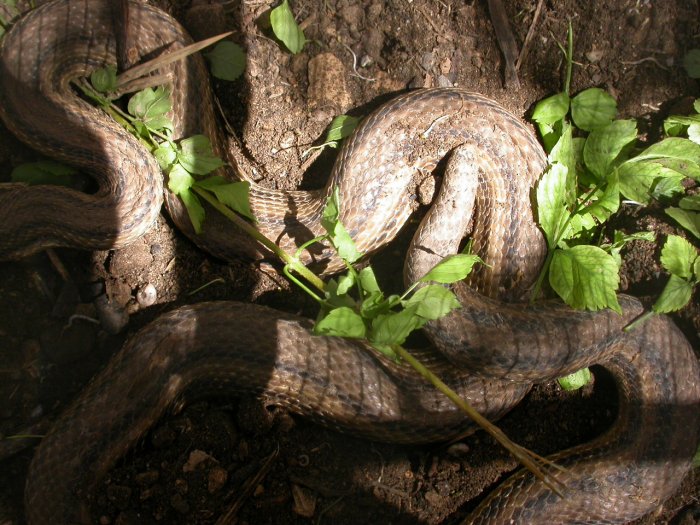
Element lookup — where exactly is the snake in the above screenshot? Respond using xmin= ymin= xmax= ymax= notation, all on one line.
xmin=0 ymin=1 xmax=698 ymax=524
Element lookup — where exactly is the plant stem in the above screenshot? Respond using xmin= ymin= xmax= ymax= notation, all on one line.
xmin=392 ymin=344 xmax=566 ymax=496
xmin=564 ymin=20 xmax=573 ymax=96
xmin=193 ymin=186 xmax=326 ymax=293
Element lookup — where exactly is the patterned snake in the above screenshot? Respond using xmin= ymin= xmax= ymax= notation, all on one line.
xmin=0 ymin=1 xmax=699 ymax=524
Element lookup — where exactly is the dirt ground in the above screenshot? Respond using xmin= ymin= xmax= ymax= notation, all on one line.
xmin=1 ymin=0 xmax=699 ymax=524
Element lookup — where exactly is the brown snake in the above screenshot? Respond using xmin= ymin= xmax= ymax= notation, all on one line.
xmin=0 ymin=1 xmax=699 ymax=524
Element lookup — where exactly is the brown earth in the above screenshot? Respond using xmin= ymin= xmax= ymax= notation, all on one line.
xmin=1 ymin=0 xmax=699 ymax=524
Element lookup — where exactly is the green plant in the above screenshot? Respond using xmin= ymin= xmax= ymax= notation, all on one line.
xmin=269 ymin=0 xmax=306 ymax=54
xmin=530 ymin=25 xmax=700 ymax=390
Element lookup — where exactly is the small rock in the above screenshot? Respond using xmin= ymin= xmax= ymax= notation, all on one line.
xmin=437 ymin=74 xmax=453 ymax=87
xmin=307 ymin=53 xmax=352 ymax=112
xmin=586 ymin=45 xmax=604 ymax=64
xmin=446 ymin=442 xmax=471 ymax=457
xmin=279 ymin=130 xmax=296 ymax=149
xmin=134 ymin=470 xmax=159 ymax=487
xmin=291 ymin=484 xmax=317 ymax=518
xmin=174 ymin=478 xmax=188 ymax=495
xmin=183 ymin=449 xmax=217 ymax=472
xmin=136 ymin=283 xmax=157 ymax=308
xmin=208 ymin=466 xmax=228 ymax=493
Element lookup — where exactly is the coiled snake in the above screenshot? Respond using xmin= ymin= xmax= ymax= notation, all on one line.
xmin=0 ymin=1 xmax=698 ymax=524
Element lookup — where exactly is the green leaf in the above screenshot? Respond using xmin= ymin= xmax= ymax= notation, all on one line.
xmin=650 ymin=175 xmax=685 ymax=200
xmin=618 ymin=162 xmax=683 ymax=204
xmin=128 ymin=86 xmax=173 ymax=132
xmin=177 ymin=135 xmax=226 ymax=175
xmin=321 ymin=187 xmax=362 ymax=263
xmin=360 ymin=291 xmax=392 ymax=319
xmin=179 ymin=188 xmax=206 ymax=234
xmin=323 ymin=278 xmax=357 ymax=309
xmin=358 ymin=266 xmax=381 ymax=294
xmin=558 ymin=368 xmax=592 ymax=391
xmin=270 ymin=0 xmax=306 ymax=54
xmin=583 ymin=120 xmax=637 ymax=180
xmin=11 ymin=161 xmax=82 ymax=187
xmin=565 ymin=212 xmax=597 ymax=244
xmin=631 ymin=138 xmax=700 ymax=178
xmin=653 ymin=274 xmax=694 ymax=313
xmin=680 ymin=195 xmax=700 ymax=211
xmin=90 ymin=66 xmax=118 ymax=93
xmin=369 ymin=306 xmax=425 ymax=347
xmin=167 ymin=163 xmax=195 ymax=195
xmin=549 ymin=245 xmax=621 ymax=313
xmin=665 ymin=208 xmax=700 ymax=239
xmin=403 ymin=285 xmax=460 ymax=320
xmin=313 ymin=307 xmax=367 ymax=338
xmin=536 ymin=162 xmax=570 ymax=248
xmin=689 ymin=123 xmax=700 ymax=145
xmin=325 ymin=115 xmax=360 ymax=143
xmin=580 ymin=170 xmax=620 ymax=221
xmin=660 ymin=235 xmax=698 ymax=279
xmin=531 ymin=92 xmax=570 ymax=151
xmin=204 ymin=40 xmax=246 ymax=81
xmin=201 ymin=180 xmax=255 ymax=221
xmin=335 ymin=273 xmax=356 ymax=296
xmin=531 ymin=92 xmax=570 ymax=126
xmin=683 ymin=49 xmax=700 ymax=78
xmin=418 ymin=254 xmax=482 ymax=284
xmin=154 ymin=143 xmax=178 ymax=170
xmin=548 ymin=122 xmax=576 ymax=202
xmin=570 ymin=88 xmax=617 ymax=131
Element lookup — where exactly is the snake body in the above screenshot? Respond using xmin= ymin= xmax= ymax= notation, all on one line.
xmin=0 ymin=1 xmax=698 ymax=524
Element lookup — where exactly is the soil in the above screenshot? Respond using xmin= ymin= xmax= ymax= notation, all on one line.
xmin=1 ymin=0 xmax=699 ymax=524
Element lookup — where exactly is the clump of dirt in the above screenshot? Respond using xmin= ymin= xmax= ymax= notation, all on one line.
xmin=0 ymin=1 xmax=698 ymax=524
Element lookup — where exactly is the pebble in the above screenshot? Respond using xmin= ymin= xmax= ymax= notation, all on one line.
xmin=182 ymin=449 xmax=217 ymax=472
xmin=136 ymin=283 xmax=157 ymax=307
xmin=446 ymin=442 xmax=471 ymax=457
xmin=291 ymin=484 xmax=317 ymax=518
xmin=208 ymin=466 xmax=228 ymax=493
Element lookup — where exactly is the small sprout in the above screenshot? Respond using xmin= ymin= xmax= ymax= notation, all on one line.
xmin=302 ymin=115 xmax=360 ymax=157
xmin=325 ymin=115 xmax=360 ymax=144
xmin=270 ymin=0 xmax=306 ymax=54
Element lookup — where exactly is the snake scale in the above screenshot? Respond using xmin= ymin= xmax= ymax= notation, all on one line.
xmin=0 ymin=1 xmax=698 ymax=524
